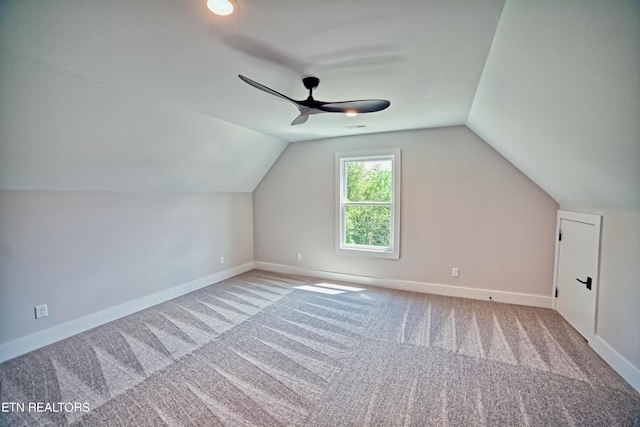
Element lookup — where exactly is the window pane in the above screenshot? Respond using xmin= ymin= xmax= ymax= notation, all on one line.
xmin=344 ymin=205 xmax=391 ymax=247
xmin=345 ymin=160 xmax=392 ymax=202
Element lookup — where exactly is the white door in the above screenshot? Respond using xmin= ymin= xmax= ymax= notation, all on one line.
xmin=554 ymin=211 xmax=601 ymax=341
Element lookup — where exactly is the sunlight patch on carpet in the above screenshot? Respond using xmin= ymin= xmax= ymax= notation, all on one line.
xmin=295 ymin=282 xmax=366 ymax=294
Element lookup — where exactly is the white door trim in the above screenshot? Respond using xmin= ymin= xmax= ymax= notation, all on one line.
xmin=552 ymin=210 xmax=602 ymax=340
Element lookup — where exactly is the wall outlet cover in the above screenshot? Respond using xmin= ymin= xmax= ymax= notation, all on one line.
xmin=35 ymin=304 xmax=48 ymax=319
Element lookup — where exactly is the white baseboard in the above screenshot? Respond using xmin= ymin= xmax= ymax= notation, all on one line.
xmin=254 ymin=262 xmax=553 ymax=308
xmin=258 ymin=263 xmax=640 ymax=393
xmin=0 ymin=262 xmax=255 ymax=364
xmin=4 ymin=261 xmax=637 ymax=394
xmin=590 ymin=335 xmax=640 ymax=393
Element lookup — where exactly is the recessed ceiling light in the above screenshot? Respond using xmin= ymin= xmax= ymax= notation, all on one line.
xmin=207 ymin=0 xmax=235 ymax=16
xmin=346 ymin=111 xmax=358 ymax=117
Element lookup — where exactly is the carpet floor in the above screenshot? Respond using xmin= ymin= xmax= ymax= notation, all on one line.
xmin=0 ymin=270 xmax=639 ymax=426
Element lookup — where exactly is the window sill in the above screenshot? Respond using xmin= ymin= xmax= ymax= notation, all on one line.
xmin=336 ymin=246 xmax=400 ymax=259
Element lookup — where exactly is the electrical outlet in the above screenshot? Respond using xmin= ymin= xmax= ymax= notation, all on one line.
xmin=296 ymin=253 xmax=302 ymax=261
xmin=452 ymin=268 xmax=459 ymax=278
xmin=219 ymin=256 xmax=225 ymax=265
xmin=35 ymin=304 xmax=48 ymax=319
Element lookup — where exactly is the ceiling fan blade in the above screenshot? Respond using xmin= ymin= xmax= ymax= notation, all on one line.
xmin=238 ymin=74 xmax=391 ymax=125
xmin=238 ymin=75 xmax=296 ymax=104
xmin=317 ymin=99 xmax=390 ymax=113
xmin=291 ymin=114 xmax=309 ymax=125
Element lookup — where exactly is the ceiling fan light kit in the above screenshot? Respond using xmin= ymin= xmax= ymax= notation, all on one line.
xmin=207 ymin=0 xmax=235 ymax=16
xmin=238 ymin=75 xmax=390 ymax=126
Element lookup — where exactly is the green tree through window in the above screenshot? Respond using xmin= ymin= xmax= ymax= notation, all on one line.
xmin=344 ymin=160 xmax=393 ymax=247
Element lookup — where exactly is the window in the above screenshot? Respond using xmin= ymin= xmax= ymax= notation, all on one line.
xmin=335 ymin=149 xmax=401 ymax=259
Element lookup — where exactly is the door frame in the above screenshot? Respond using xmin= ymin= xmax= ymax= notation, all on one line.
xmin=552 ymin=210 xmax=602 ymax=341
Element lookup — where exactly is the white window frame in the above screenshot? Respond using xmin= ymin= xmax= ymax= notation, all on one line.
xmin=335 ymin=149 xmax=401 ymax=259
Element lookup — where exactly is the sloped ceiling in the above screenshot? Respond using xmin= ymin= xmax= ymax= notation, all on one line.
xmin=0 ymin=0 xmax=638 ymax=208
xmin=468 ymin=0 xmax=640 ymax=211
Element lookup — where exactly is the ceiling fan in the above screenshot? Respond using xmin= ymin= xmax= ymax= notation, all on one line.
xmin=238 ymin=75 xmax=391 ymax=125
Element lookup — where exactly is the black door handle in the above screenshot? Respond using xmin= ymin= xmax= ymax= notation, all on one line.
xmin=576 ymin=276 xmax=592 ymax=290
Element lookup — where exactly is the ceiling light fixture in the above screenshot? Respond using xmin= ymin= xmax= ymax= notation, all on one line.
xmin=207 ymin=0 xmax=235 ymax=16
xmin=346 ymin=111 xmax=358 ymax=117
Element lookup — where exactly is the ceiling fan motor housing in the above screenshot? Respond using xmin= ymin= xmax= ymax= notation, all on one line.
xmin=302 ymin=76 xmax=320 ymax=90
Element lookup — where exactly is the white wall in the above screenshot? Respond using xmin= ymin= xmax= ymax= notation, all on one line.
xmin=595 ymin=211 xmax=640 ymax=374
xmin=0 ymin=190 xmax=254 ymax=348
xmin=254 ymin=126 xmax=559 ymax=300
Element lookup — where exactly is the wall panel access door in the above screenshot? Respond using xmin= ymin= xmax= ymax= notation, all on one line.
xmin=554 ymin=211 xmax=602 ymax=342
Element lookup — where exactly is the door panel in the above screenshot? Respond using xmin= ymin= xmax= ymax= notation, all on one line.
xmin=555 ymin=212 xmax=601 ymax=341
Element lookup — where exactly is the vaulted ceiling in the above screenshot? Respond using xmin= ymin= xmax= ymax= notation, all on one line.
xmin=0 ymin=0 xmax=638 ymax=209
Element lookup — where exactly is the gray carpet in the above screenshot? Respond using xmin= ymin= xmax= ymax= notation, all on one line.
xmin=0 ymin=270 xmax=638 ymax=426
